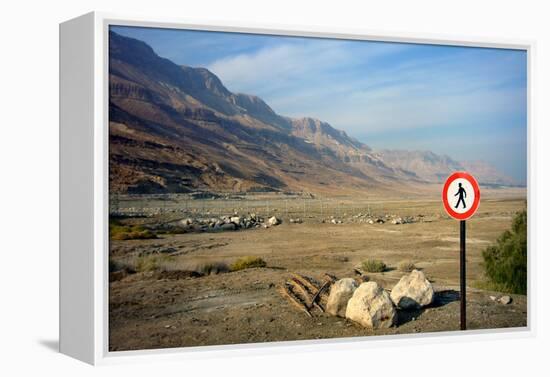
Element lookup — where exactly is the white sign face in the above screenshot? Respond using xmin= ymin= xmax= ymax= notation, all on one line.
xmin=442 ymin=172 xmax=480 ymax=220
xmin=446 ymin=178 xmax=476 ymax=214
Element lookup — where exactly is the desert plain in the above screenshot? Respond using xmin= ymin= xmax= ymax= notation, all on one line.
xmin=108 ymin=188 xmax=527 ymax=351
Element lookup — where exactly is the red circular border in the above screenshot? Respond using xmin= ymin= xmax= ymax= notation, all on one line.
xmin=442 ymin=172 xmax=480 ymax=220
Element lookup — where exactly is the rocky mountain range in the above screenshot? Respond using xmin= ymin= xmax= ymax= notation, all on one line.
xmin=376 ymin=150 xmax=518 ymax=187
xmin=108 ymin=31 xmax=517 ymax=195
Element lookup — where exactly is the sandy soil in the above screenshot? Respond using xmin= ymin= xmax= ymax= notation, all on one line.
xmin=109 ymin=193 xmax=527 ymax=351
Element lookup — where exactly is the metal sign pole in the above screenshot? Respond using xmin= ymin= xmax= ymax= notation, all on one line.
xmin=460 ymin=219 xmax=466 ymax=330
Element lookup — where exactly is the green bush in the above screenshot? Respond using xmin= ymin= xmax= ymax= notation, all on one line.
xmin=361 ymin=259 xmax=387 ymax=273
xmin=398 ymin=260 xmax=416 ymax=272
xmin=482 ymin=210 xmax=527 ymax=294
xmin=230 ymin=256 xmax=267 ymax=271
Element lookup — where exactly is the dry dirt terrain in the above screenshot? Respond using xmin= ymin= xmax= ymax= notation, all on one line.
xmin=109 ymin=191 xmax=527 ymax=351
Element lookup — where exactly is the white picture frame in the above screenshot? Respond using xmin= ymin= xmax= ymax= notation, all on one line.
xmin=59 ymin=11 xmax=535 ymax=365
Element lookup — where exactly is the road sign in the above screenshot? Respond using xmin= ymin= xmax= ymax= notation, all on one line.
xmin=442 ymin=171 xmax=480 ymax=331
xmin=442 ymin=172 xmax=480 ymax=220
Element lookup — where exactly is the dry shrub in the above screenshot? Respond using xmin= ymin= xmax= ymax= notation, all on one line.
xmin=196 ymin=261 xmax=230 ymax=275
xmin=361 ymin=259 xmax=387 ymax=273
xmin=110 ymin=222 xmax=157 ymax=240
xmin=131 ymin=255 xmax=170 ymax=272
xmin=230 ymin=256 xmax=267 ymax=271
xmin=398 ymin=260 xmax=416 ymax=272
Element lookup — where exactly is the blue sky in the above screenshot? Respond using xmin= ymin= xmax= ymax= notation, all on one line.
xmin=111 ymin=26 xmax=527 ymax=184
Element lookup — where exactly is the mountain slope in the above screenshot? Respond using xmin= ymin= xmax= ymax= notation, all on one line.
xmin=109 ymin=31 xmax=407 ymax=195
xmin=108 ymin=31 xmax=517 ymax=195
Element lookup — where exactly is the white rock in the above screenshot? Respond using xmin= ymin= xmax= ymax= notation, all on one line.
xmin=345 ymin=281 xmax=397 ymax=329
xmin=489 ymin=295 xmax=497 ymax=301
xmin=390 ymin=270 xmax=434 ymax=309
xmin=326 ymin=278 xmax=358 ymax=317
xmin=230 ymin=216 xmax=241 ymax=224
xmin=498 ymin=295 xmax=512 ymax=305
xmin=267 ymin=216 xmax=281 ymax=226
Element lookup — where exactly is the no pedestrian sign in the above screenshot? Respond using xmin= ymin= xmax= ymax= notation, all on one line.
xmin=442 ymin=172 xmax=480 ymax=220
xmin=442 ymin=171 xmax=481 ymax=330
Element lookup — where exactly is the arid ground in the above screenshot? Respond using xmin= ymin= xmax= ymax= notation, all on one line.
xmin=109 ymin=189 xmax=527 ymax=351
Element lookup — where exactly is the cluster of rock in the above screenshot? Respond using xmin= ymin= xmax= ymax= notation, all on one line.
xmin=390 ymin=217 xmax=415 ymax=225
xmin=322 ymin=214 xmax=419 ymax=225
xmin=364 ymin=215 xmax=416 ymax=225
xmin=326 ymin=270 xmax=434 ymax=329
xmin=177 ymin=214 xmax=282 ymax=232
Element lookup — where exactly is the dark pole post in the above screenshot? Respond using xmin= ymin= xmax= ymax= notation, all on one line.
xmin=460 ymin=219 xmax=466 ymax=330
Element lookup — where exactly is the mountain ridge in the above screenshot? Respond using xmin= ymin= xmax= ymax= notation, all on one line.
xmin=108 ymin=31 xmax=518 ymax=195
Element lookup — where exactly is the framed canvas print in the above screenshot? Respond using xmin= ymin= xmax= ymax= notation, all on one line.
xmin=60 ymin=12 xmax=533 ymax=365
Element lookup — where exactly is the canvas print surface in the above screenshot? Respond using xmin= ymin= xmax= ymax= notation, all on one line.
xmin=108 ymin=25 xmax=527 ymax=351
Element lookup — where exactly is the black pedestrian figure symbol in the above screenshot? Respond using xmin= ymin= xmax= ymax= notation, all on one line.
xmin=454 ymin=182 xmax=467 ymax=209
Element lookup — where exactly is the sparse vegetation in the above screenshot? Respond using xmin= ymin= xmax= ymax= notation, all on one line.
xmin=398 ymin=260 xmax=416 ymax=272
xmin=230 ymin=256 xmax=267 ymax=271
xmin=481 ymin=210 xmax=527 ymax=294
xmin=361 ymin=259 xmax=387 ymax=273
xmin=110 ymin=221 xmax=157 ymax=240
xmin=133 ymin=255 xmax=170 ymax=272
xmin=109 ymin=259 xmax=134 ymax=272
xmin=196 ymin=261 xmax=230 ymax=275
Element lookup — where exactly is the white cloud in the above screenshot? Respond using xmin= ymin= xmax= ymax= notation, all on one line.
xmin=207 ymin=39 xmax=526 ymax=178
xmin=207 ymin=39 xmax=405 ymax=96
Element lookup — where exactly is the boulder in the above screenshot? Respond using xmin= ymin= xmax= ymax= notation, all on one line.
xmin=390 ymin=270 xmax=434 ymax=309
xmin=230 ymin=216 xmax=241 ymax=224
xmin=267 ymin=216 xmax=281 ymax=226
xmin=498 ymin=295 xmax=512 ymax=305
xmin=180 ymin=218 xmax=193 ymax=226
xmin=345 ymin=281 xmax=397 ymax=329
xmin=326 ymin=278 xmax=358 ymax=317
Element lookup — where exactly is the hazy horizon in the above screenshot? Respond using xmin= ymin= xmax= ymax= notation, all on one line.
xmin=111 ymin=26 xmax=528 ymax=184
